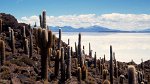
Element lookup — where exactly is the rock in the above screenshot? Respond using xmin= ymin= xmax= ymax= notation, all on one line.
xmin=11 ymin=77 xmax=21 ymax=84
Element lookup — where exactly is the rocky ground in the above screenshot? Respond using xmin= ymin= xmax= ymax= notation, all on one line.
xmin=0 ymin=13 xmax=150 ymax=84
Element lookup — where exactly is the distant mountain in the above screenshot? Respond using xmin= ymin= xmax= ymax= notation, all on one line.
xmin=48 ymin=26 xmax=150 ymax=33
xmin=48 ymin=26 xmax=121 ymax=32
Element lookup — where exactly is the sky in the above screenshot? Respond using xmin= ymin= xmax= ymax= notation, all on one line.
xmin=1 ymin=0 xmax=150 ymax=30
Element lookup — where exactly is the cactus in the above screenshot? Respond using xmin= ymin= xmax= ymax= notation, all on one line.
xmin=24 ymin=39 xmax=29 ymax=56
xmin=0 ymin=19 xmax=2 ymax=33
xmin=35 ymin=29 xmax=49 ymax=81
xmin=78 ymin=33 xmax=82 ymax=67
xmin=42 ymin=10 xmax=46 ymax=29
xmin=52 ymin=34 xmax=56 ymax=50
xmin=55 ymin=50 xmax=60 ymax=78
xmin=61 ymin=47 xmax=65 ymax=82
xmin=103 ymin=69 xmax=108 ymax=80
xmin=89 ymin=42 xmax=91 ymax=56
xmin=66 ymin=46 xmax=72 ymax=79
xmin=114 ymin=61 xmax=118 ymax=78
xmin=58 ymin=28 xmax=61 ymax=50
xmin=11 ymin=29 xmax=15 ymax=53
xmin=77 ymin=67 xmax=82 ymax=82
xmin=29 ymin=30 xmax=33 ymax=58
xmin=110 ymin=45 xmax=113 ymax=84
xmin=128 ymin=65 xmax=137 ymax=84
xmin=23 ymin=26 xmax=26 ymax=38
xmin=74 ymin=58 xmax=78 ymax=69
xmin=48 ymin=48 xmax=52 ymax=68
xmin=0 ymin=40 xmax=5 ymax=65
xmin=82 ymin=65 xmax=88 ymax=80
xmin=71 ymin=47 xmax=73 ymax=57
xmin=141 ymin=59 xmax=144 ymax=71
xmin=103 ymin=80 xmax=110 ymax=84
xmin=104 ymin=54 xmax=106 ymax=63
xmin=119 ymin=75 xmax=125 ymax=84
xmin=114 ymin=54 xmax=118 ymax=78
xmin=94 ymin=52 xmax=97 ymax=68
xmin=68 ymin=39 xmax=70 ymax=45
xmin=75 ymin=42 xmax=78 ymax=58
xmin=39 ymin=15 xmax=43 ymax=28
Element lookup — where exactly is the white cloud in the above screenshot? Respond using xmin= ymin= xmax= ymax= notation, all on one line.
xmin=18 ymin=13 xmax=150 ymax=30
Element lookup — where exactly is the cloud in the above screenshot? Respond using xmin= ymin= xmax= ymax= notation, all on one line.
xmin=18 ymin=13 xmax=150 ymax=30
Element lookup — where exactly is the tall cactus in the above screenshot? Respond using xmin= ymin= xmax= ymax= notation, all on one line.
xmin=0 ymin=40 xmax=5 ymax=65
xmin=94 ymin=52 xmax=97 ymax=68
xmin=89 ymin=42 xmax=91 ymax=56
xmin=66 ymin=46 xmax=72 ymax=79
xmin=0 ymin=19 xmax=2 ymax=33
xmin=110 ymin=45 xmax=113 ymax=84
xmin=29 ymin=30 xmax=33 ymax=58
xmin=55 ymin=50 xmax=60 ymax=78
xmin=58 ymin=28 xmax=62 ymax=50
xmin=78 ymin=33 xmax=82 ymax=67
xmin=104 ymin=54 xmax=106 ymax=63
xmin=36 ymin=28 xmax=50 ymax=81
xmin=39 ymin=15 xmax=42 ymax=28
xmin=82 ymin=65 xmax=88 ymax=80
xmin=61 ymin=47 xmax=65 ymax=82
xmin=128 ymin=65 xmax=137 ymax=84
xmin=42 ymin=10 xmax=46 ymax=29
xmin=77 ymin=67 xmax=82 ymax=82
xmin=24 ymin=39 xmax=29 ymax=56
xmin=11 ymin=29 xmax=15 ymax=54
xmin=68 ymin=39 xmax=70 ymax=45
xmin=75 ymin=42 xmax=78 ymax=58
xmin=113 ymin=52 xmax=118 ymax=78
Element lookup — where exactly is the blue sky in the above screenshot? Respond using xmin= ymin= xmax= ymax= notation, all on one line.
xmin=0 ymin=0 xmax=150 ymax=18
xmin=1 ymin=0 xmax=150 ymax=30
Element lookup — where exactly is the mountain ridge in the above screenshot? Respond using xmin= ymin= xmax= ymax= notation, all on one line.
xmin=48 ymin=26 xmax=150 ymax=33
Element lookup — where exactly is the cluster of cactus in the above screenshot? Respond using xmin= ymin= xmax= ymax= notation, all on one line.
xmin=0 ymin=40 xmax=5 ymax=65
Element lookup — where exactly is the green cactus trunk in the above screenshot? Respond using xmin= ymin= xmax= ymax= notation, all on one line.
xmin=0 ymin=40 xmax=5 ymax=65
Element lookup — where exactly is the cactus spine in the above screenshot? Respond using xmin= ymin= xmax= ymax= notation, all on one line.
xmin=0 ymin=19 xmax=2 ymax=33
xmin=66 ymin=46 xmax=72 ymax=79
xmin=0 ymin=40 xmax=5 ymax=65
xmin=61 ymin=47 xmax=65 ymax=82
xmin=110 ymin=45 xmax=113 ymax=84
xmin=128 ymin=65 xmax=137 ymax=84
